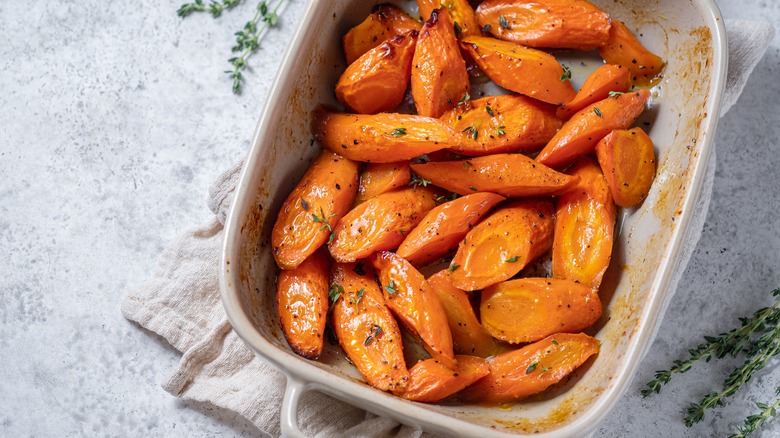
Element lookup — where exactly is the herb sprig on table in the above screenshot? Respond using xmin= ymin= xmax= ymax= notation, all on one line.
xmin=642 ymin=288 xmax=780 ymax=437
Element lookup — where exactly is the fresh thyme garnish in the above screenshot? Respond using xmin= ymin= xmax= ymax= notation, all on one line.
xmin=384 ymin=280 xmax=397 ymax=295
xmin=468 ymin=185 xmax=478 ymax=191
xmin=300 ymin=198 xmax=309 ymax=211
xmin=495 ymin=125 xmax=506 ymax=136
xmin=449 ymin=263 xmax=460 ymax=272
xmin=328 ymin=283 xmax=344 ymax=305
xmin=731 ymin=388 xmax=780 ymax=438
xmin=551 ymin=339 xmax=558 ymax=345
xmin=177 ymin=0 xmax=242 ymax=18
xmin=526 ymin=362 xmax=538 ymax=374
xmin=463 ymin=126 xmax=478 ymax=141
xmin=458 ymin=92 xmax=470 ymax=105
xmin=409 ymin=172 xmax=432 ymax=187
xmin=349 ymin=288 xmax=365 ymax=310
xmin=506 ymin=256 xmax=519 ymax=263
xmin=594 ymin=107 xmax=603 ymax=117
xmin=364 ymin=324 xmax=383 ymax=346
xmin=485 ymin=105 xmax=494 ymax=117
xmin=390 ymin=127 xmax=407 ymax=137
xmin=312 ymin=207 xmax=337 ymax=243
xmin=499 ymin=15 xmax=511 ymax=30
xmin=453 ymin=21 xmax=462 ymax=38
xmin=482 ymin=24 xmax=492 ymax=33
xmin=227 ymin=0 xmax=284 ymax=94
xmin=608 ymin=91 xmax=625 ymax=98
xmin=560 ymin=65 xmax=572 ymax=81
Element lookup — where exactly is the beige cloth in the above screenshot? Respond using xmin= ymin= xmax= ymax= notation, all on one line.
xmin=121 ymin=19 xmax=774 ymax=438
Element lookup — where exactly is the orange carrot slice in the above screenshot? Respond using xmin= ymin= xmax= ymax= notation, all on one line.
xmin=343 ymin=4 xmax=422 ymax=65
xmin=595 ymin=128 xmax=657 ymax=207
xmin=556 ymin=64 xmax=631 ymax=120
xmin=598 ymin=20 xmax=664 ymax=86
xmin=356 ymin=162 xmax=412 ymax=205
xmin=400 ymin=355 xmax=489 ymax=402
xmin=418 ymin=0 xmax=480 ymax=39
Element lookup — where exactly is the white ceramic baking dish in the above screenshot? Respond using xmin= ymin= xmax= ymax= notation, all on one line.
xmin=221 ymin=0 xmax=727 ymax=435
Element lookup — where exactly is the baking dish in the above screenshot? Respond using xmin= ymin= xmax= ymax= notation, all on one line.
xmin=221 ymin=0 xmax=727 ymax=435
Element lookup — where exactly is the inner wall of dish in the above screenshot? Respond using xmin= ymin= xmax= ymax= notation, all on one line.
xmin=235 ymin=0 xmax=717 ymax=433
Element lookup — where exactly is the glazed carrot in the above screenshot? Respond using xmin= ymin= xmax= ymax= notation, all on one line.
xmin=411 ymin=8 xmax=470 ymax=118
xmin=441 ymin=94 xmax=562 ymax=156
xmin=400 ymin=355 xmax=489 ymax=402
xmin=480 ymin=278 xmax=602 ymax=344
xmin=461 ymin=36 xmax=575 ymax=105
xmin=535 ymin=89 xmax=650 ymax=169
xmin=313 ymin=110 xmax=455 ymax=163
xmin=329 ymin=187 xmax=438 ymax=262
xmin=595 ymin=128 xmax=657 ymax=207
xmin=355 ymin=162 xmax=412 ymax=205
xmin=449 ymin=199 xmax=554 ymax=291
xmin=336 ymin=32 xmax=418 ymax=115
xmin=276 ymin=249 xmax=330 ymax=359
xmin=271 ymin=151 xmax=359 ymax=270
xmin=556 ymin=64 xmax=631 ymax=120
xmin=410 ymin=154 xmax=579 ymax=198
xmin=331 ymin=262 xmax=410 ymax=392
xmin=475 ymin=0 xmax=611 ymax=50
xmin=372 ymin=251 xmax=457 ymax=369
xmin=343 ymin=4 xmax=422 ymax=65
xmin=427 ymin=270 xmax=507 ymax=358
xmin=417 ymin=0 xmax=480 ymax=38
xmin=460 ymin=333 xmax=600 ymax=404
xmin=552 ymin=157 xmax=616 ymax=288
xmin=598 ymin=20 xmax=664 ymax=86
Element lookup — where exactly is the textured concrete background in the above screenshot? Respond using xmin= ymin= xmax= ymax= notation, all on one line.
xmin=1 ymin=0 xmax=778 ymax=436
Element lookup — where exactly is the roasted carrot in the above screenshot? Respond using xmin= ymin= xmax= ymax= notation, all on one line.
xmin=355 ymin=162 xmax=412 ymax=205
xmin=410 ymin=154 xmax=579 ymax=198
xmin=343 ymin=4 xmax=422 ymax=65
xmin=411 ymin=8 xmax=470 ymax=118
xmin=598 ymin=20 xmax=664 ymax=86
xmin=276 ymin=249 xmax=330 ymax=359
xmin=553 ymin=156 xmax=616 ymax=288
xmin=535 ymin=89 xmax=650 ymax=169
xmin=329 ymin=187 xmax=438 ymax=262
xmin=460 ymin=333 xmax=599 ymax=404
xmin=331 ymin=262 xmax=410 ymax=392
xmin=400 ymin=355 xmax=489 ymax=402
xmin=556 ymin=64 xmax=631 ymax=120
xmin=427 ymin=270 xmax=507 ymax=358
xmin=449 ymin=199 xmax=554 ymax=291
xmin=441 ymin=94 xmax=562 ymax=156
xmin=417 ymin=0 xmax=480 ymax=39
xmin=461 ymin=36 xmax=575 ymax=105
xmin=271 ymin=151 xmax=359 ymax=270
xmin=595 ymin=128 xmax=657 ymax=207
xmin=313 ymin=110 xmax=455 ymax=163
xmin=372 ymin=251 xmax=457 ymax=369
xmin=336 ymin=32 xmax=418 ymax=115
xmin=475 ymin=0 xmax=611 ymax=50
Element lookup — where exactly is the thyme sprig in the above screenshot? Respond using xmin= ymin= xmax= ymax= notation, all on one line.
xmin=177 ymin=0 xmax=243 ymax=18
xmin=227 ymin=0 xmax=284 ymax=93
xmin=730 ymin=388 xmax=780 ymax=438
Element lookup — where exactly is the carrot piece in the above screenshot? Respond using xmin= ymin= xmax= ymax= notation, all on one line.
xmin=410 ymin=154 xmax=579 ymax=198
xmin=475 ymin=0 xmax=611 ymax=50
xmin=552 ymin=156 xmax=616 ymax=288
xmin=331 ymin=262 xmax=410 ymax=392
xmin=556 ymin=64 xmax=631 ymax=120
xmin=417 ymin=0 xmax=480 ymax=39
xmin=449 ymin=199 xmax=554 ymax=291
xmin=427 ymin=270 xmax=507 ymax=358
xmin=460 ymin=333 xmax=600 ymax=404
xmin=411 ymin=8 xmax=470 ymax=118
xmin=271 ymin=151 xmax=359 ymax=270
xmin=343 ymin=4 xmax=422 ymax=65
xmin=396 ymin=193 xmax=505 ymax=266
xmin=441 ymin=94 xmax=563 ymax=156
xmin=336 ymin=32 xmax=418 ymax=115
xmin=313 ymin=110 xmax=455 ymax=163
xmin=598 ymin=20 xmax=664 ymax=86
xmin=480 ymin=278 xmax=602 ymax=344
xmin=356 ymin=162 xmax=412 ymax=205
xmin=460 ymin=36 xmax=575 ymax=105
xmin=400 ymin=355 xmax=489 ymax=402
xmin=372 ymin=251 xmax=457 ymax=369
xmin=276 ymin=249 xmax=330 ymax=359
xmin=595 ymin=128 xmax=657 ymax=207
xmin=536 ymin=89 xmax=650 ymax=169
xmin=329 ymin=187 xmax=438 ymax=262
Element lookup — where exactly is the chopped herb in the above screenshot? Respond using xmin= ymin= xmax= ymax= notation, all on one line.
xmin=485 ymin=105 xmax=494 ymax=117
xmin=526 ymin=362 xmax=538 ymax=374
xmin=468 ymin=185 xmax=478 ymax=191
xmin=458 ymin=92 xmax=470 ymax=105
xmin=409 ymin=172 xmax=432 ymax=187
xmin=300 ymin=198 xmax=309 ymax=211
xmin=328 ymin=283 xmax=344 ymax=304
xmin=399 ymin=228 xmax=407 ymax=234
xmin=449 ymin=263 xmax=460 ymax=272
xmin=482 ymin=24 xmax=492 ymax=33
xmin=353 ymin=262 xmax=366 ymax=276
xmin=349 ymin=288 xmax=366 ymax=310
xmin=462 ymin=126 xmax=478 ymax=141
xmin=608 ymin=91 xmax=624 ymax=98
xmin=390 ymin=127 xmax=407 ymax=137
xmin=495 ymin=125 xmax=506 ymax=136
xmin=506 ymin=256 xmax=519 ymax=263
xmin=551 ymin=339 xmax=559 ymax=345
xmin=541 ymin=366 xmax=552 ymax=372
xmin=364 ymin=324 xmax=383 ymax=345
xmin=453 ymin=21 xmax=462 ymax=37
xmin=463 ymin=160 xmax=474 ymax=169
xmin=560 ymin=65 xmax=572 ymax=81
xmin=594 ymin=108 xmax=603 ymax=118
xmin=384 ymin=280 xmax=397 ymax=295
xmin=327 ymin=232 xmax=335 ymax=245
xmin=499 ymin=15 xmax=511 ymax=30
xmin=312 ymin=207 xmax=337 ymax=233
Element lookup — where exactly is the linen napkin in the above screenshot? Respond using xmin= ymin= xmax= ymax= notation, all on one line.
xmin=121 ymin=19 xmax=774 ymax=438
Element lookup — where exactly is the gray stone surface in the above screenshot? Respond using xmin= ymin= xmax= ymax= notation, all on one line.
xmin=0 ymin=0 xmax=777 ymax=437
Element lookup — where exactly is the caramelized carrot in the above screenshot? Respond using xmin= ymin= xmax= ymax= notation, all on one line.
xmin=329 ymin=187 xmax=438 ymax=262
xmin=449 ymin=199 xmax=554 ymax=291
xmin=410 ymin=154 xmax=579 ymax=198
xmin=553 ymin=156 xmax=616 ymax=288
xmin=441 ymin=94 xmax=562 ymax=156
xmin=356 ymin=162 xmax=412 ymax=205
xmin=411 ymin=8 xmax=470 ymax=118
xmin=331 ymin=262 xmax=410 ymax=392
xmin=595 ymin=128 xmax=657 ymax=207
xmin=461 ymin=36 xmax=575 ymax=105
xmin=276 ymin=249 xmax=330 ymax=359
xmin=417 ymin=0 xmax=480 ymax=38
xmin=480 ymin=278 xmax=602 ymax=344
xmin=556 ymin=64 xmax=631 ymax=120
xmin=396 ymin=192 xmax=505 ymax=266
xmin=476 ymin=0 xmax=611 ymax=49
xmin=400 ymin=355 xmax=489 ymax=402
xmin=598 ymin=20 xmax=664 ymax=86
xmin=372 ymin=251 xmax=456 ymax=369
xmin=460 ymin=333 xmax=600 ymax=404
xmin=271 ymin=151 xmax=359 ymax=270
xmin=313 ymin=110 xmax=455 ymax=163
xmin=536 ymin=89 xmax=650 ymax=169
xmin=343 ymin=4 xmax=422 ymax=65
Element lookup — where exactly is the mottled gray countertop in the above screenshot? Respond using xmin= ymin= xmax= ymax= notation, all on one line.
xmin=1 ymin=0 xmax=779 ymax=436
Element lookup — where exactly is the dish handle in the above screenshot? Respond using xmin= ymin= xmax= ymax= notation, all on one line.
xmin=281 ymin=374 xmax=310 ymax=437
